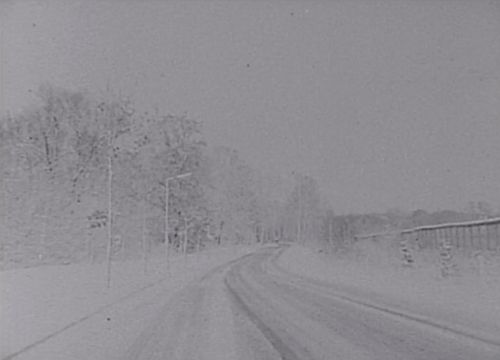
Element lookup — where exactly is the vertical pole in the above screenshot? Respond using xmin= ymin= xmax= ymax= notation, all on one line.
xmin=484 ymin=225 xmax=488 ymax=250
xmin=462 ymin=226 xmax=466 ymax=249
xmin=165 ymin=178 xmax=169 ymax=273
xmin=491 ymin=224 xmax=496 ymax=251
xmin=485 ymin=224 xmax=490 ymax=250
xmin=460 ymin=227 xmax=464 ymax=249
xmin=463 ymin=226 xmax=467 ymax=249
xmin=476 ymin=225 xmax=483 ymax=250
xmin=464 ymin=226 xmax=468 ymax=249
xmin=106 ymin=130 xmax=113 ymax=288
xmin=142 ymin=189 xmax=148 ymax=275
xmin=469 ymin=226 xmax=474 ymax=250
xmin=496 ymin=223 xmax=500 ymax=252
xmin=183 ymin=217 xmax=188 ymax=260
xmin=476 ymin=225 xmax=480 ymax=249
xmin=483 ymin=225 xmax=487 ymax=250
xmin=297 ymin=183 xmax=302 ymax=244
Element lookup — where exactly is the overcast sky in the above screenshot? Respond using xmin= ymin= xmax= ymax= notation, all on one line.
xmin=1 ymin=0 xmax=499 ymax=214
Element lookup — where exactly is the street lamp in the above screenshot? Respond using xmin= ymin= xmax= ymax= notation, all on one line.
xmin=165 ymin=172 xmax=191 ymax=271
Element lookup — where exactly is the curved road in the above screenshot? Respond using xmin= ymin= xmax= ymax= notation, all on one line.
xmin=126 ymin=246 xmax=500 ymax=360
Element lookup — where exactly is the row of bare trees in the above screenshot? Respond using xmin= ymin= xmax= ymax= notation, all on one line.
xmin=0 ymin=85 xmax=274 ymax=281
xmin=3 ymin=85 xmax=493 ymax=273
xmin=271 ymin=173 xmax=499 ymax=253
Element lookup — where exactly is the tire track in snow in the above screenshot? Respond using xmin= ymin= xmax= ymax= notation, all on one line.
xmin=123 ymin=251 xmax=258 ymax=360
xmin=225 ymin=246 xmax=500 ymax=360
xmin=268 ymin=254 xmax=500 ymax=349
xmin=225 ymin=276 xmax=302 ymax=360
xmin=3 ymin=250 xmax=257 ymax=360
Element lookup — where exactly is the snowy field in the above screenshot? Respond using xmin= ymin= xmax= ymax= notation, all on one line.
xmin=0 ymin=245 xmax=257 ymax=360
xmin=277 ymin=243 xmax=500 ymax=344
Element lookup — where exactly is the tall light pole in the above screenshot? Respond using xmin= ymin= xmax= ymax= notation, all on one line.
xmin=297 ymin=181 xmax=302 ymax=244
xmin=165 ymin=172 xmax=191 ymax=271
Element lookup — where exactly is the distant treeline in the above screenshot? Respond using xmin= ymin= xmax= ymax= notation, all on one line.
xmin=1 ymin=85 xmax=496 ymax=267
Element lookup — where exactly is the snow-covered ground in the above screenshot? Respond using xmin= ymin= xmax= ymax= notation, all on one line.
xmin=0 ymin=245 xmax=257 ymax=360
xmin=277 ymin=243 xmax=500 ymax=343
xmin=3 ymin=241 xmax=498 ymax=359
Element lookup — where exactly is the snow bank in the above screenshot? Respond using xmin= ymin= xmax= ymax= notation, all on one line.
xmin=0 ymin=245 xmax=257 ymax=359
xmin=277 ymin=244 xmax=500 ymax=342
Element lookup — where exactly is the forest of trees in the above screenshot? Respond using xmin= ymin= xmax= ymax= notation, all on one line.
xmin=0 ymin=86 xmax=276 ymax=271
xmin=1 ymin=85 xmax=497 ymax=270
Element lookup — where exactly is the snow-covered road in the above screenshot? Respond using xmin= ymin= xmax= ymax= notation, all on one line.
xmin=123 ymin=246 xmax=500 ymax=359
xmin=226 ymin=247 xmax=500 ymax=359
xmin=4 ymin=245 xmax=499 ymax=359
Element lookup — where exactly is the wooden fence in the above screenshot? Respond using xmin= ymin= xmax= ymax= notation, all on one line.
xmin=355 ymin=217 xmax=500 ymax=252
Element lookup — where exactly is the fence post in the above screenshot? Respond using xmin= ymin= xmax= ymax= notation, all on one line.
xmin=453 ymin=227 xmax=458 ymax=248
xmin=478 ymin=225 xmax=483 ymax=250
xmin=438 ymin=235 xmax=456 ymax=277
xmin=495 ymin=224 xmax=500 ymax=251
xmin=486 ymin=224 xmax=491 ymax=251
xmin=465 ymin=226 xmax=468 ymax=249
xmin=458 ymin=226 xmax=463 ymax=249
xmin=461 ymin=226 xmax=465 ymax=249
xmin=400 ymin=232 xmax=414 ymax=267
xmin=482 ymin=225 xmax=485 ymax=250
xmin=469 ymin=226 xmax=474 ymax=250
xmin=477 ymin=225 xmax=482 ymax=250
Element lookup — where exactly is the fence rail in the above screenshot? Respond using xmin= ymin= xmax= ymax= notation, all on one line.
xmin=401 ymin=217 xmax=500 ymax=233
xmin=355 ymin=217 xmax=500 ymax=252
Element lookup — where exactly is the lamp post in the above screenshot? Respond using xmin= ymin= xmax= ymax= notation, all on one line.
xmin=165 ymin=172 xmax=191 ymax=271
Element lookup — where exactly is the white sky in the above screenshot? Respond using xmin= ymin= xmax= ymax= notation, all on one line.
xmin=1 ymin=0 xmax=499 ymax=214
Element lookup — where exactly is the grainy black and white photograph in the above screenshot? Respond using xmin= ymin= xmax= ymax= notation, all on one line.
xmin=1 ymin=1 xmax=500 ymax=359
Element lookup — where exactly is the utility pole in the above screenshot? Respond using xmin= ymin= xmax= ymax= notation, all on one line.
xmin=106 ymin=129 xmax=113 ymax=288
xmin=142 ymin=180 xmax=148 ymax=275
xmin=297 ymin=181 xmax=302 ymax=244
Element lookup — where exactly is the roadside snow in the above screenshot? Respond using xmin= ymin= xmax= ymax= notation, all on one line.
xmin=0 ymin=245 xmax=257 ymax=360
xmin=277 ymin=244 xmax=500 ymax=342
